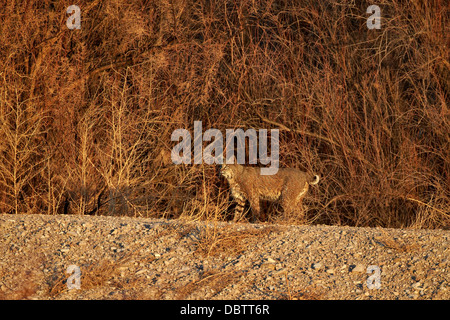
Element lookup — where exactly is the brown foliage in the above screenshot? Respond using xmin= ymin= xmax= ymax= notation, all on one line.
xmin=0 ymin=0 xmax=448 ymax=228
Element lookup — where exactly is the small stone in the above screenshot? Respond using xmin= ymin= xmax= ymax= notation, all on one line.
xmin=267 ymin=257 xmax=276 ymax=264
xmin=351 ymin=264 xmax=365 ymax=273
xmin=312 ymin=262 xmax=323 ymax=270
xmin=262 ymin=263 xmax=276 ymax=270
xmin=412 ymin=282 xmax=422 ymax=290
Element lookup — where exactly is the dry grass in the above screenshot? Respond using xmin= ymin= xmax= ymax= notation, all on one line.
xmin=175 ymin=269 xmax=243 ymax=299
xmin=46 ymin=259 xmax=126 ymax=297
xmin=374 ymin=229 xmax=421 ymax=253
xmin=46 ymin=243 xmax=155 ymax=298
xmin=194 ymin=225 xmax=282 ymax=258
xmin=283 ymin=283 xmax=325 ymax=300
xmin=0 ymin=270 xmax=39 ymax=300
xmin=0 ymin=0 xmax=448 ymax=229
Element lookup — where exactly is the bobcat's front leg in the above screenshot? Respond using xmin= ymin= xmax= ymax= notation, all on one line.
xmin=233 ymin=196 xmax=246 ymax=222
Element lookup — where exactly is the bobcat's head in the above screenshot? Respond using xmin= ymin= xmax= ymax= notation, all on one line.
xmin=220 ymin=156 xmax=242 ymax=180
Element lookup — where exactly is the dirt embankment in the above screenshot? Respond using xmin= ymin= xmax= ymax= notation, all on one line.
xmin=0 ymin=214 xmax=448 ymax=300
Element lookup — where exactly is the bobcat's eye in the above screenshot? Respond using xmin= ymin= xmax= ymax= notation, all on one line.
xmin=220 ymin=166 xmax=231 ymax=178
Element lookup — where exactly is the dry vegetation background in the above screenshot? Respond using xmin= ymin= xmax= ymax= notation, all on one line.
xmin=0 ymin=0 xmax=448 ymax=229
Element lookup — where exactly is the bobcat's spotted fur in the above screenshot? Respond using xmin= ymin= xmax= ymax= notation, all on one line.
xmin=221 ymin=162 xmax=319 ymax=222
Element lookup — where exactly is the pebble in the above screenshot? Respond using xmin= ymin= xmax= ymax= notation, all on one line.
xmin=412 ymin=282 xmax=422 ymax=290
xmin=1 ymin=214 xmax=449 ymax=300
xmin=351 ymin=264 xmax=365 ymax=273
xmin=312 ymin=262 xmax=323 ymax=270
xmin=262 ymin=263 xmax=276 ymax=270
xmin=266 ymin=257 xmax=276 ymax=264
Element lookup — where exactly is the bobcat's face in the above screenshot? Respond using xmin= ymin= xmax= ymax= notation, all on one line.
xmin=220 ymin=163 xmax=242 ymax=180
xmin=220 ymin=163 xmax=235 ymax=180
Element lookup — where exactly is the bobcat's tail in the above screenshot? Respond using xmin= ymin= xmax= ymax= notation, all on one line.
xmin=309 ymin=175 xmax=320 ymax=185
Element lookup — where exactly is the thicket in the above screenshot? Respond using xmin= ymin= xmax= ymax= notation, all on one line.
xmin=0 ymin=0 xmax=448 ymax=228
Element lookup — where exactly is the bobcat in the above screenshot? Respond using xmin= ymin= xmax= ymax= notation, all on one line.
xmin=221 ymin=160 xmax=319 ymax=222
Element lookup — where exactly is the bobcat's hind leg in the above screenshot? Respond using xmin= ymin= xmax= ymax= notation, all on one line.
xmin=281 ymin=181 xmax=309 ymax=221
xmin=247 ymin=196 xmax=261 ymax=222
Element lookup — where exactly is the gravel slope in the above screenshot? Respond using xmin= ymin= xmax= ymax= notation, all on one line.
xmin=0 ymin=214 xmax=448 ymax=300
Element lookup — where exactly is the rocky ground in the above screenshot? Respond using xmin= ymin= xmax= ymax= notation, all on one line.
xmin=0 ymin=214 xmax=448 ymax=300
